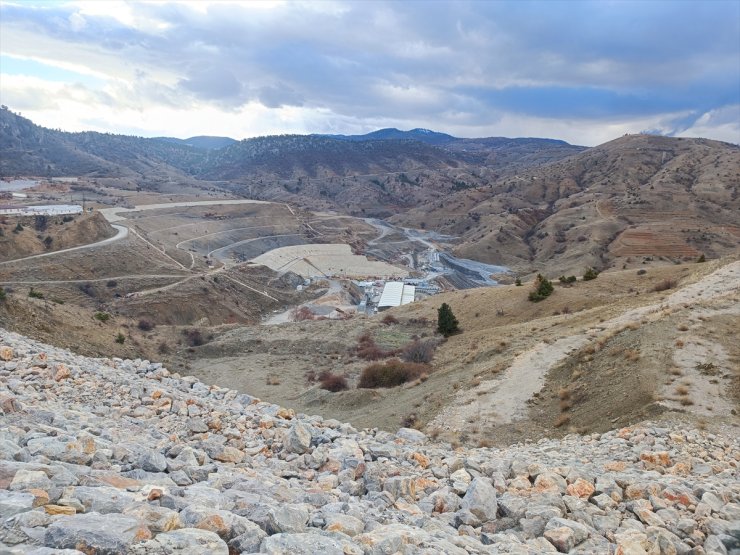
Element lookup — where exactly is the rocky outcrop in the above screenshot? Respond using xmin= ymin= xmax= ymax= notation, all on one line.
xmin=0 ymin=327 xmax=738 ymax=554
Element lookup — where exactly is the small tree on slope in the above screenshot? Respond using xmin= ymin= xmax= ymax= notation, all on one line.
xmin=437 ymin=303 xmax=460 ymax=337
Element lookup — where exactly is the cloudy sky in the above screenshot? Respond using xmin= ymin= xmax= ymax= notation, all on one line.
xmin=1 ymin=0 xmax=738 ymax=146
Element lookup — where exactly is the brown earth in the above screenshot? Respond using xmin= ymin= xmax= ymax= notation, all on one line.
xmin=0 ymin=212 xmax=115 ymax=262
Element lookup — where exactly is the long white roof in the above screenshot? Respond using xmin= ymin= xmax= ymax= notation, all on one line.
xmin=378 ymin=282 xmax=416 ymax=307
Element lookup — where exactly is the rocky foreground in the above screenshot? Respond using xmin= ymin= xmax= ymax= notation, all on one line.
xmin=0 ymin=328 xmax=738 ymax=555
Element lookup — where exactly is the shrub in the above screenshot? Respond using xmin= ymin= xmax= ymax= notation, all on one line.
xmin=355 ymin=332 xmax=396 ymax=360
xmin=583 ymin=268 xmax=599 ymax=281
xmin=358 ymin=358 xmax=429 ymax=388
xmin=381 ymin=313 xmax=399 ymax=325
xmin=157 ymin=341 xmax=170 ymax=354
xmin=559 ymin=275 xmax=577 ymax=285
xmin=94 ymin=311 xmax=110 ymax=322
xmin=13 ymin=223 xmax=23 ymax=233
xmin=43 ymin=236 xmax=53 ymax=249
xmin=0 ymin=288 xmax=6 ymax=301
xmin=183 ymin=328 xmax=204 ymax=347
xmin=653 ymin=278 xmax=677 ymax=292
xmin=292 ymin=306 xmax=315 ymax=321
xmin=318 ymin=372 xmax=349 ymax=392
xmin=528 ymin=274 xmax=554 ymax=302
xmin=106 ymin=280 xmax=118 ymax=288
xmin=137 ymin=319 xmax=155 ymax=331
xmin=437 ymin=303 xmax=459 ymax=337
xmin=697 ymin=254 xmax=706 ymax=263
xmin=401 ymin=339 xmax=437 ymax=363
xmin=77 ymin=283 xmax=96 ymax=297
xmin=28 ymin=288 xmax=43 ymax=299
xmin=62 ymin=215 xmax=74 ymax=223
xmin=115 ymin=333 xmax=125 ymax=344
xmin=515 ymin=278 xmax=522 ymax=286
xmin=34 ymin=215 xmax=48 ymax=231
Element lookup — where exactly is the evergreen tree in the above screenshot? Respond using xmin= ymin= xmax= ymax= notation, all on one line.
xmin=437 ymin=303 xmax=460 ymax=337
xmin=528 ymin=274 xmax=554 ymax=302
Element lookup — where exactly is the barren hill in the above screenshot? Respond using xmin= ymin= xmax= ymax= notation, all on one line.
xmin=394 ymin=134 xmax=740 ymax=275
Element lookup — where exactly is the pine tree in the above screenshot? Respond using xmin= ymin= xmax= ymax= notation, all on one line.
xmin=437 ymin=303 xmax=460 ymax=337
xmin=528 ymin=274 xmax=554 ymax=302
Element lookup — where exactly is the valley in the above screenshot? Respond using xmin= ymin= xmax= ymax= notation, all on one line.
xmin=0 ymin=111 xmax=738 ymax=451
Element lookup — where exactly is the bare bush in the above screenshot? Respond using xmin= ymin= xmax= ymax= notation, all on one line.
xmin=358 ymin=358 xmax=430 ymax=388
xmin=137 ymin=319 xmax=155 ymax=331
xmin=318 ymin=372 xmax=349 ymax=392
xmin=381 ymin=313 xmax=399 ymax=325
xmin=182 ymin=328 xmax=205 ymax=347
xmin=401 ymin=338 xmax=437 ymax=364
xmin=292 ymin=306 xmax=316 ymax=321
xmin=653 ymin=278 xmax=677 ymax=292
xmin=355 ymin=332 xmax=397 ymax=361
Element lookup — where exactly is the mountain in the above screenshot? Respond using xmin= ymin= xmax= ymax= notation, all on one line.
xmin=198 ymin=135 xmax=468 ymax=180
xmin=320 ymin=127 xmax=457 ymax=145
xmin=156 ymin=135 xmax=238 ymax=150
xmin=393 ymin=133 xmax=740 ymax=274
xmin=0 ymin=107 xmax=204 ymax=178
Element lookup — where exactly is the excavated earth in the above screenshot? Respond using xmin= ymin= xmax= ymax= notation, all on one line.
xmin=0 ymin=328 xmax=738 ymax=554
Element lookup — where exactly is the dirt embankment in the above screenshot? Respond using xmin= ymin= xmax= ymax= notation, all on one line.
xmin=0 ymin=212 xmax=115 ymax=262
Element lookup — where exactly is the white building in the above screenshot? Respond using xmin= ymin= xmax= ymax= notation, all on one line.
xmin=377 ymin=281 xmax=416 ymax=310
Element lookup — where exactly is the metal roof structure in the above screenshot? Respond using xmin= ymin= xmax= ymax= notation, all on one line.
xmin=378 ymin=282 xmax=416 ymax=308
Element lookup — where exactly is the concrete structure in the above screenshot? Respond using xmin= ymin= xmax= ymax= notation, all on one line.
xmin=377 ymin=281 xmax=416 ymax=310
xmin=0 ymin=204 xmax=83 ymax=216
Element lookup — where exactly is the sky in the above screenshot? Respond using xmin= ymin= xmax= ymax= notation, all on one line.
xmin=0 ymin=0 xmax=739 ymax=146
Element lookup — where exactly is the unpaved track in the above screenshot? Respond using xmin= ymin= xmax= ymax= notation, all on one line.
xmin=0 ymin=224 xmax=128 ymax=266
xmin=430 ymin=261 xmax=740 ymax=432
xmin=98 ymin=199 xmax=273 ymax=223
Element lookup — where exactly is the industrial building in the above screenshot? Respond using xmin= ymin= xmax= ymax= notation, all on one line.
xmin=377 ymin=281 xmax=416 ymax=310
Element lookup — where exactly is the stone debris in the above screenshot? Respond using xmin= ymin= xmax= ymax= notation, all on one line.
xmin=0 ymin=328 xmax=738 ymax=554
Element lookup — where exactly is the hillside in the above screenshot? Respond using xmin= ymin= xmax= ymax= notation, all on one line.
xmin=0 ymin=212 xmax=115 ymax=262
xmin=0 ymin=327 xmax=738 ymax=554
xmin=394 ymin=134 xmax=740 ymax=275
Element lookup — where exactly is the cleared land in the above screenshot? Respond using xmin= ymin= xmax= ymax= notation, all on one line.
xmin=251 ymin=243 xmax=408 ymax=278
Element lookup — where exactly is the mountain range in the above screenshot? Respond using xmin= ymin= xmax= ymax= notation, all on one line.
xmin=1 ymin=106 xmax=738 ymax=274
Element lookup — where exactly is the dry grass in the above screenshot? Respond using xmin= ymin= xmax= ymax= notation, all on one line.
xmin=674 ymin=384 xmax=690 ymax=395
xmin=675 ymin=340 xmax=684 ymax=348
xmin=679 ymin=397 xmax=694 ymax=406
xmin=677 ymin=324 xmax=689 ymax=332
xmin=624 ymin=349 xmax=640 ymax=361
xmin=653 ymin=278 xmax=678 ymax=292
xmin=553 ymin=414 xmax=571 ymax=428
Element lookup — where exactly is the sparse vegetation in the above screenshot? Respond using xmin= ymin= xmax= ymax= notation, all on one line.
xmin=355 ymin=332 xmax=397 ymax=360
xmin=94 ymin=312 xmax=110 ymax=322
xmin=515 ymin=278 xmax=522 ymax=286
xmin=437 ymin=303 xmax=459 ymax=337
xmin=381 ymin=313 xmax=399 ymax=325
xmin=401 ymin=338 xmax=437 ymax=364
xmin=582 ymin=267 xmax=599 ymax=281
xmin=697 ymin=254 xmax=706 ymax=263
xmin=528 ymin=274 xmax=554 ymax=302
xmin=318 ymin=371 xmax=349 ymax=392
xmin=115 ymin=332 xmax=125 ymax=344
xmin=0 ymin=288 xmax=6 ymax=301
xmin=183 ymin=328 xmax=205 ymax=347
xmin=137 ymin=319 xmax=155 ymax=331
xmin=559 ymin=275 xmax=577 ymax=284
xmin=28 ymin=288 xmax=43 ymax=299
xmin=653 ymin=278 xmax=677 ymax=292
xmin=358 ymin=358 xmax=430 ymax=388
